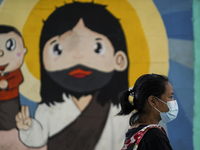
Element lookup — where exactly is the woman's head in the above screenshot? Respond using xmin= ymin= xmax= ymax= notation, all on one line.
xmin=117 ymin=74 xmax=169 ymax=125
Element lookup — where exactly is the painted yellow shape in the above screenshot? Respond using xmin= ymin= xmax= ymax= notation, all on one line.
xmin=128 ymin=0 xmax=169 ymax=76
xmin=0 ymin=0 xmax=39 ymax=32
xmin=23 ymin=0 xmax=150 ymax=82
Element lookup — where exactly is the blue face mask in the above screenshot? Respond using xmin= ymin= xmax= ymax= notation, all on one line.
xmin=154 ymin=97 xmax=179 ymax=123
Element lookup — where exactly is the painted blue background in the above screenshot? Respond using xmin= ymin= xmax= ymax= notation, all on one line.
xmin=153 ymin=0 xmax=193 ymax=149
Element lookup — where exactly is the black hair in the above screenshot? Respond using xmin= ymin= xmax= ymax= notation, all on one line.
xmin=117 ymin=74 xmax=169 ymax=126
xmin=39 ymin=2 xmax=129 ymax=106
xmin=0 ymin=25 xmax=22 ymax=37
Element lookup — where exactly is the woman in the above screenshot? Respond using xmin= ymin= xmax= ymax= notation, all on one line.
xmin=117 ymin=74 xmax=178 ymax=150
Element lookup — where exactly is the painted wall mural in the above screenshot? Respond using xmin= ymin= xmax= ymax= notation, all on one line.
xmin=0 ymin=25 xmax=26 ymax=130
xmin=0 ymin=0 xmax=193 ymax=150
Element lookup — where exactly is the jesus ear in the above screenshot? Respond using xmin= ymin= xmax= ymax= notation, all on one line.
xmin=114 ymin=51 xmax=128 ymax=71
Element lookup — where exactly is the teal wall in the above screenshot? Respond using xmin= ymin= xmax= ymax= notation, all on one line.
xmin=194 ymin=0 xmax=200 ymax=149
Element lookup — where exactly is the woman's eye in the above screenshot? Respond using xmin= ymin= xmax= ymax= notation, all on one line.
xmin=6 ymin=38 xmax=16 ymax=51
xmin=51 ymin=43 xmax=62 ymax=56
xmin=94 ymin=42 xmax=105 ymax=55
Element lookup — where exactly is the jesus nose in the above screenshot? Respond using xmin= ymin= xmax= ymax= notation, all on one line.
xmin=0 ymin=50 xmax=4 ymax=57
xmin=72 ymin=48 xmax=84 ymax=59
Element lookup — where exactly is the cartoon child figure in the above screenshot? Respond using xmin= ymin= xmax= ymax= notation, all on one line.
xmin=0 ymin=25 xmax=26 ymax=130
xmin=16 ymin=2 xmax=129 ymax=150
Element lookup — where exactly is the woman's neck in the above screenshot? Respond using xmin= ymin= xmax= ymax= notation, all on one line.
xmin=131 ymin=113 xmax=159 ymax=128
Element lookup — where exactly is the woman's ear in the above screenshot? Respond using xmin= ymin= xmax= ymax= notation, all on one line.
xmin=148 ymin=95 xmax=157 ymax=108
xmin=114 ymin=51 xmax=128 ymax=71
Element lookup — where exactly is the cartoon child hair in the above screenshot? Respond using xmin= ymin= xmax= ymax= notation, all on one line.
xmin=0 ymin=25 xmax=22 ymax=36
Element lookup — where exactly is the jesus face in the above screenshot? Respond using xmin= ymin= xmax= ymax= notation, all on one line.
xmin=43 ymin=18 xmax=128 ymax=92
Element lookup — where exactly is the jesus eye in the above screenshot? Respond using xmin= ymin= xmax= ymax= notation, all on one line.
xmin=94 ymin=42 xmax=105 ymax=55
xmin=6 ymin=38 xmax=16 ymax=51
xmin=51 ymin=43 xmax=62 ymax=56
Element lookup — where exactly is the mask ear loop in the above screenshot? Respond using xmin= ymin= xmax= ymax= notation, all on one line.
xmin=154 ymin=107 xmax=161 ymax=113
xmin=154 ymin=96 xmax=167 ymax=113
xmin=154 ymin=96 xmax=167 ymax=105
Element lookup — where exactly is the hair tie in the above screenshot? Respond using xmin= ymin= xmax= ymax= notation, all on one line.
xmin=129 ymin=87 xmax=133 ymax=91
xmin=130 ymin=92 xmax=134 ymax=97
xmin=129 ymin=87 xmax=134 ymax=97
xmin=128 ymin=95 xmax=134 ymax=105
xmin=128 ymin=87 xmax=134 ymax=105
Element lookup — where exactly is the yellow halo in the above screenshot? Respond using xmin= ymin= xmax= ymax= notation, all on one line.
xmin=23 ymin=0 xmax=151 ymax=82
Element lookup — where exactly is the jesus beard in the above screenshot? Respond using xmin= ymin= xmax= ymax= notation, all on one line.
xmin=46 ymin=65 xmax=114 ymax=99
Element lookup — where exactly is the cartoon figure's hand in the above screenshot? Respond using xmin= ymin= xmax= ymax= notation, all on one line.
xmin=0 ymin=79 xmax=8 ymax=89
xmin=15 ymin=105 xmax=32 ymax=130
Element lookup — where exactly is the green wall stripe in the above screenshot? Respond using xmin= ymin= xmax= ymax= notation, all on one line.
xmin=193 ymin=0 xmax=200 ymax=149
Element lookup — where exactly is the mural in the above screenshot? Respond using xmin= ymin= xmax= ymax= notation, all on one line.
xmin=0 ymin=25 xmax=26 ymax=130
xmin=0 ymin=0 xmax=194 ymax=150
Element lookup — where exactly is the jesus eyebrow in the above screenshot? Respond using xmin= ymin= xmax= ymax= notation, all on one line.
xmin=95 ymin=38 xmax=102 ymax=41
xmin=50 ymin=40 xmax=57 ymax=45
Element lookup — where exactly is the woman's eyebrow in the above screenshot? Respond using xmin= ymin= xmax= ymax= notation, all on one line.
xmin=50 ymin=40 xmax=57 ymax=45
xmin=95 ymin=38 xmax=102 ymax=41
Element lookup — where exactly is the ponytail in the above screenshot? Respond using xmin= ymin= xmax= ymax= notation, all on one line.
xmin=117 ymin=89 xmax=135 ymax=116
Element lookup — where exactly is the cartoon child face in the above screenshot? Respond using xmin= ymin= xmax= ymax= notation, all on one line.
xmin=43 ymin=18 xmax=128 ymax=92
xmin=0 ymin=31 xmax=26 ymax=73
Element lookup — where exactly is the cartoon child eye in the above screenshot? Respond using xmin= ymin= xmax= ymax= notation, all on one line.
xmin=94 ymin=42 xmax=105 ymax=55
xmin=51 ymin=43 xmax=62 ymax=56
xmin=6 ymin=38 xmax=16 ymax=51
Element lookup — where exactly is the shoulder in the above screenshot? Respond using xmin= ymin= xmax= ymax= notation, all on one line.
xmin=142 ymin=126 xmax=168 ymax=143
xmin=145 ymin=127 xmax=167 ymax=138
xmin=35 ymin=94 xmax=81 ymax=118
xmin=139 ymin=127 xmax=173 ymax=150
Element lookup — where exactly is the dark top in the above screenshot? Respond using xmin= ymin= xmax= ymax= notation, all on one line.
xmin=125 ymin=125 xmax=173 ymax=150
